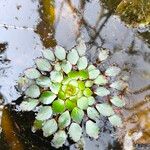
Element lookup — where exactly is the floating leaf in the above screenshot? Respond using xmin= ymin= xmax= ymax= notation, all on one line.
xmin=78 ymin=81 xmax=85 ymax=90
xmin=76 ymin=38 xmax=86 ymax=56
xmin=86 ymin=120 xmax=99 ymax=139
xmin=98 ymin=49 xmax=109 ymax=61
xmin=69 ymin=79 xmax=78 ymax=87
xmin=58 ymin=90 xmax=66 ymax=100
xmin=88 ymin=64 xmax=96 ymax=71
xmin=51 ymin=130 xmax=67 ymax=148
xmin=83 ymin=88 xmax=93 ymax=97
xmin=32 ymin=119 xmax=44 ymax=132
xmin=96 ymin=103 xmax=114 ymax=116
xmin=105 ymin=66 xmax=121 ymax=77
xmin=42 ymin=49 xmax=55 ymax=61
xmin=50 ymin=71 xmax=63 ymax=83
xmin=94 ymin=75 xmax=108 ymax=85
xmin=35 ymin=58 xmax=51 ymax=72
xmin=61 ymin=60 xmax=72 ymax=74
xmin=25 ymin=85 xmax=40 ymax=98
xmin=58 ymin=111 xmax=71 ymax=129
xmin=85 ymin=80 xmax=93 ymax=87
xmin=87 ymin=107 xmax=99 ymax=121
xmin=40 ymin=91 xmax=56 ymax=104
xmin=77 ymin=56 xmax=88 ymax=70
xmin=67 ymin=48 xmax=79 ymax=65
xmin=87 ymin=96 xmax=95 ymax=106
xmin=108 ymin=114 xmax=122 ymax=127
xmin=50 ymin=83 xmax=61 ymax=94
xmin=54 ymin=62 xmax=61 ymax=71
xmin=110 ymin=96 xmax=125 ymax=107
xmin=20 ymin=98 xmax=39 ymax=111
xmin=110 ymin=80 xmax=128 ymax=91
xmin=36 ymin=76 xmax=51 ymax=87
xmin=65 ymin=100 xmax=76 ymax=111
xmin=52 ymin=99 xmax=65 ymax=113
xmin=71 ymin=107 xmax=84 ymax=124
xmin=89 ymin=69 xmax=100 ymax=80
xmin=36 ymin=106 xmax=52 ymax=121
xmin=54 ymin=46 xmax=66 ymax=60
xmin=69 ymin=123 xmax=82 ymax=142
xmin=79 ymin=70 xmax=89 ymax=80
xmin=24 ymin=68 xmax=41 ymax=79
xmin=68 ymin=71 xmax=79 ymax=79
xmin=42 ymin=119 xmax=58 ymax=137
xmin=77 ymin=97 xmax=89 ymax=110
xmin=95 ymin=87 xmax=110 ymax=97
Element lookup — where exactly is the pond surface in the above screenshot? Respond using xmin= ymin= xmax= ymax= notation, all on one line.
xmin=0 ymin=0 xmax=150 ymax=149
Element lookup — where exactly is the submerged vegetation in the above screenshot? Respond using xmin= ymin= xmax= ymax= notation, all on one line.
xmin=17 ymin=39 xmax=128 ymax=148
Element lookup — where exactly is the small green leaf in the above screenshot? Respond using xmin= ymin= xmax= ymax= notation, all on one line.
xmin=40 ymin=91 xmax=56 ymax=104
xmin=87 ymin=96 xmax=95 ymax=106
xmin=50 ymin=83 xmax=61 ymax=94
xmin=51 ymin=130 xmax=67 ymax=148
xmin=89 ymin=69 xmax=100 ymax=80
xmin=110 ymin=96 xmax=125 ymax=107
xmin=86 ymin=120 xmax=99 ymax=139
xmin=77 ymin=96 xmax=89 ymax=110
xmin=54 ymin=46 xmax=66 ymax=60
xmin=65 ymin=100 xmax=76 ymax=111
xmin=78 ymin=81 xmax=85 ymax=90
xmin=68 ymin=71 xmax=79 ymax=79
xmin=76 ymin=38 xmax=86 ymax=56
xmin=36 ymin=76 xmax=51 ymax=87
xmin=67 ymin=48 xmax=79 ymax=65
xmin=77 ymin=56 xmax=88 ymax=70
xmin=58 ymin=111 xmax=71 ymax=129
xmin=108 ymin=114 xmax=122 ymax=127
xmin=42 ymin=49 xmax=55 ymax=61
xmin=35 ymin=58 xmax=51 ymax=72
xmin=95 ymin=87 xmax=110 ymax=97
xmin=32 ymin=119 xmax=44 ymax=132
xmin=69 ymin=79 xmax=78 ymax=87
xmin=94 ymin=75 xmax=108 ymax=85
xmin=98 ymin=49 xmax=109 ymax=61
xmin=96 ymin=103 xmax=114 ymax=116
xmin=25 ymin=85 xmax=40 ymax=98
xmin=61 ymin=60 xmax=72 ymax=74
xmin=42 ymin=119 xmax=58 ymax=137
xmin=69 ymin=123 xmax=82 ymax=142
xmin=71 ymin=107 xmax=84 ymax=124
xmin=52 ymin=99 xmax=65 ymax=113
xmin=36 ymin=106 xmax=52 ymax=121
xmin=62 ymin=77 xmax=72 ymax=85
xmin=110 ymin=80 xmax=128 ymax=91
xmin=50 ymin=71 xmax=63 ymax=83
xmin=83 ymin=88 xmax=93 ymax=97
xmin=85 ymin=80 xmax=93 ymax=87
xmin=58 ymin=90 xmax=66 ymax=99
xmin=20 ymin=98 xmax=39 ymax=111
xmin=24 ymin=68 xmax=41 ymax=79
xmin=79 ymin=70 xmax=89 ymax=80
xmin=105 ymin=66 xmax=121 ymax=77
xmin=87 ymin=107 xmax=100 ymax=121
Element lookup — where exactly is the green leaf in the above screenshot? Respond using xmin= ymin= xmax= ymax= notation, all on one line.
xmin=20 ymin=98 xmax=39 ymax=111
xmin=25 ymin=85 xmax=40 ymax=98
xmin=35 ymin=58 xmax=51 ymax=72
xmin=77 ymin=96 xmax=89 ymax=110
xmin=95 ymin=87 xmax=110 ymax=97
xmin=108 ymin=114 xmax=122 ymax=127
xmin=58 ymin=90 xmax=66 ymax=99
xmin=40 ymin=91 xmax=56 ymax=104
xmin=85 ymin=80 xmax=93 ymax=87
xmin=87 ymin=107 xmax=100 ymax=121
xmin=89 ymin=69 xmax=100 ymax=80
xmin=68 ymin=71 xmax=79 ymax=79
xmin=83 ymin=88 xmax=93 ymax=97
xmin=24 ymin=68 xmax=41 ymax=79
xmin=87 ymin=96 xmax=95 ymax=106
xmin=77 ymin=56 xmax=88 ymax=70
xmin=42 ymin=49 xmax=55 ymax=61
xmin=32 ymin=119 xmax=44 ymax=132
xmin=36 ymin=106 xmax=52 ymax=121
xmin=69 ymin=79 xmax=78 ymax=87
xmin=52 ymin=99 xmax=65 ymax=113
xmin=105 ymin=66 xmax=121 ymax=77
xmin=67 ymin=48 xmax=79 ymax=65
xmin=50 ymin=71 xmax=63 ymax=83
xmin=36 ymin=76 xmax=51 ymax=87
xmin=76 ymin=38 xmax=86 ymax=56
xmin=98 ymin=49 xmax=109 ymax=61
xmin=110 ymin=96 xmax=125 ymax=107
xmin=62 ymin=77 xmax=72 ymax=85
xmin=54 ymin=46 xmax=66 ymax=60
xmin=110 ymin=80 xmax=128 ymax=91
xmin=58 ymin=111 xmax=71 ymax=129
xmin=42 ymin=119 xmax=58 ymax=137
xmin=96 ymin=103 xmax=114 ymax=116
xmin=71 ymin=107 xmax=84 ymax=124
xmin=51 ymin=130 xmax=67 ymax=148
xmin=69 ymin=123 xmax=82 ymax=142
xmin=50 ymin=83 xmax=61 ymax=94
xmin=86 ymin=120 xmax=99 ymax=139
xmin=65 ymin=100 xmax=76 ymax=111
xmin=79 ymin=70 xmax=89 ymax=80
xmin=61 ymin=60 xmax=72 ymax=74
xmin=94 ymin=75 xmax=108 ymax=85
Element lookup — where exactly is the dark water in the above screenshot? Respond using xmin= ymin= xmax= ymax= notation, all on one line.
xmin=0 ymin=0 xmax=150 ymax=149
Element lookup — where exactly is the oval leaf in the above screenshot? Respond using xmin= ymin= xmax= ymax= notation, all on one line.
xmin=54 ymin=46 xmax=66 ymax=60
xmin=61 ymin=61 xmax=72 ymax=74
xmin=87 ymin=96 xmax=95 ymax=106
xmin=77 ymin=97 xmax=89 ymax=110
xmin=52 ymin=99 xmax=65 ymax=113
xmin=42 ymin=49 xmax=55 ymax=61
xmin=94 ymin=75 xmax=108 ymax=85
xmin=98 ymin=49 xmax=109 ymax=61
xmin=25 ymin=85 xmax=40 ymax=98
xmin=50 ymin=83 xmax=61 ymax=94
xmin=36 ymin=76 xmax=51 ymax=87
xmin=95 ymin=87 xmax=110 ymax=97
xmin=105 ymin=66 xmax=121 ymax=77
xmin=77 ymin=56 xmax=88 ymax=70
xmin=83 ymin=88 xmax=93 ymax=97
xmin=89 ymin=69 xmax=100 ymax=80
xmin=67 ymin=48 xmax=79 ymax=65
xmin=108 ymin=114 xmax=122 ymax=127
xmin=87 ymin=107 xmax=100 ymax=121
xmin=110 ymin=96 xmax=125 ymax=107
xmin=50 ymin=71 xmax=63 ymax=83
xmin=24 ymin=68 xmax=41 ymax=79
xmin=110 ymin=80 xmax=128 ymax=91
xmin=76 ymin=38 xmax=86 ymax=56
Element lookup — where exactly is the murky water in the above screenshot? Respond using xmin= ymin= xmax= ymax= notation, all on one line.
xmin=0 ymin=0 xmax=149 ymax=149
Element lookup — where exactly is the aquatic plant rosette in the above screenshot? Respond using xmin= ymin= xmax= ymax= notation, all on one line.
xmin=17 ymin=39 xmax=128 ymax=148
